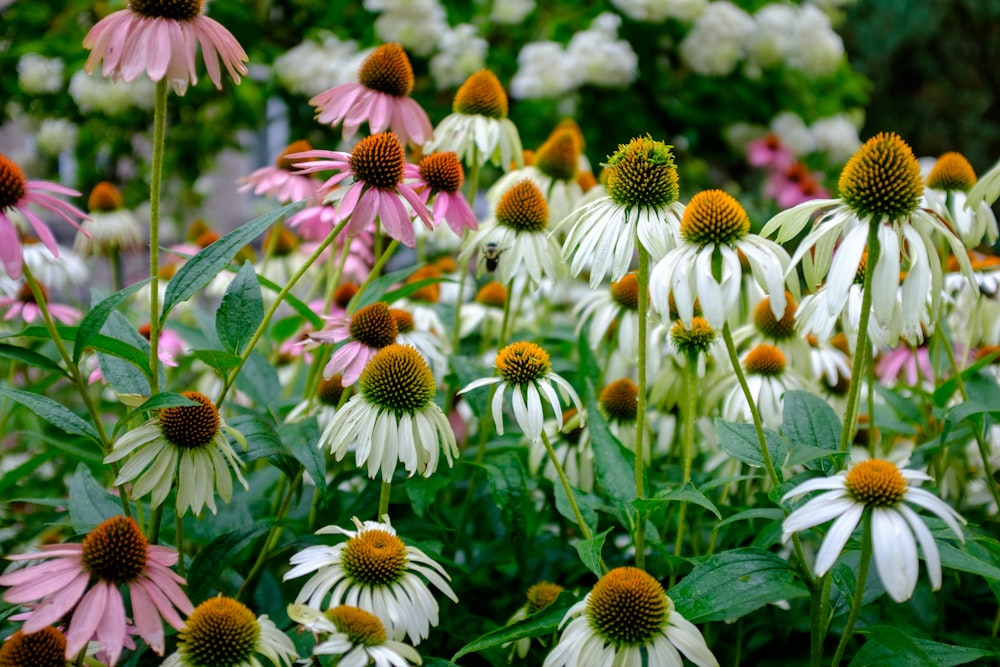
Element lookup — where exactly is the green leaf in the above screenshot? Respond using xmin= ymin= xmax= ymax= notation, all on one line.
xmin=68 ymin=464 xmax=124 ymax=532
xmin=586 ymin=381 xmax=637 ymax=516
xmin=940 ymin=401 xmax=1000 ymax=447
xmin=786 ymin=444 xmax=849 ymax=468
xmin=874 ymin=383 xmax=923 ymax=424
xmin=669 ymin=547 xmax=808 ymax=623
xmin=161 ymin=201 xmax=303 ymax=319
xmin=0 ymin=386 xmax=99 ymax=442
xmin=381 ymin=277 xmax=450 ymax=305
xmin=782 ymin=390 xmax=841 ymax=453
xmin=574 ymin=527 xmax=611 ymax=578
xmin=187 ymin=522 xmax=272 ymax=602
xmin=715 ymin=507 xmax=785 ymax=529
xmin=256 ymin=275 xmax=323 ymax=329
xmin=715 ymin=419 xmax=786 ymax=478
xmin=937 ymin=542 xmax=1000 ymax=581
xmin=450 ymin=591 xmax=577 ymax=661
xmin=73 ymin=280 xmax=150 ymax=364
xmin=849 ymin=626 xmax=996 ymax=667
xmin=0 ymin=447 xmax=58 ymax=495
xmin=405 ymin=469 xmax=454 ymax=518
xmin=115 ymin=392 xmax=198 ymax=437
xmin=235 ymin=350 xmax=281 ymax=413
xmin=553 ymin=480 xmax=601 ymax=535
xmin=216 ymin=261 xmax=264 ymax=355
xmin=191 ymin=349 xmax=242 ymax=373
xmin=576 ymin=328 xmax=602 ymax=385
xmin=932 ymin=347 xmax=1000 ymax=407
xmin=0 ymin=343 xmax=66 ymax=376
xmin=5 ymin=325 xmax=153 ymax=375
xmin=635 ymin=482 xmax=722 ymax=520
xmin=450 ymin=355 xmax=493 ymax=418
xmin=347 ymin=265 xmax=422 ymax=313
xmin=279 ymin=418 xmax=327 ymax=497
xmin=485 ymin=453 xmax=530 ymax=565
xmin=97 ymin=312 xmax=152 ymax=396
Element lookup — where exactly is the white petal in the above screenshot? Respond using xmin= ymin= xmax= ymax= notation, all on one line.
xmin=871 ymin=507 xmax=918 ymax=602
xmin=814 ymin=502 xmax=864 ymax=576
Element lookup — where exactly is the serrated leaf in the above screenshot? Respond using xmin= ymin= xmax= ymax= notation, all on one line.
xmin=574 ymin=527 xmax=611 ymax=578
xmin=0 ymin=343 xmax=66 ymax=376
xmin=216 ymin=261 xmax=264 ymax=354
xmin=73 ymin=280 xmax=150 ymax=364
xmin=716 ymin=419 xmax=786 ymax=478
xmin=636 ymin=482 xmax=722 ymax=520
xmin=187 ymin=522 xmax=272 ymax=602
xmin=450 ymin=591 xmax=577 ymax=661
xmin=161 ymin=201 xmax=303 ymax=319
xmin=68 ymin=464 xmax=124 ymax=532
xmin=0 ymin=386 xmax=99 ymax=442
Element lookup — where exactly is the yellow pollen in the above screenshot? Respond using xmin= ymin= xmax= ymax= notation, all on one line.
xmin=419 ymin=152 xmax=465 ymax=193
xmin=844 ymin=459 xmax=907 ymax=507
xmin=349 ymin=133 xmax=406 ymax=190
xmin=668 ymin=292 xmax=702 ymax=321
xmin=128 ymin=0 xmax=204 ymax=21
xmin=587 ymin=567 xmax=668 ymax=647
xmin=358 ymin=43 xmax=415 ymax=97
xmin=0 ymin=627 xmax=67 ymax=667
xmin=670 ymin=317 xmax=716 ymax=356
xmin=534 ymin=128 xmax=580 ymax=182
xmin=325 ymin=606 xmax=387 ymax=647
xmin=360 ymin=344 xmax=436 ymax=415
xmin=853 ymin=249 xmax=869 ymax=285
xmin=554 ymin=119 xmax=586 ymax=151
xmin=453 ymin=70 xmax=509 ymax=119
xmin=179 ymin=597 xmax=260 ymax=667
xmin=526 ymin=581 xmax=564 ymax=614
xmin=0 ymin=154 xmax=27 ymax=210
xmin=159 ymin=391 xmax=220 ymax=449
xmin=81 ymin=516 xmax=149 ymax=585
xmin=318 ymin=375 xmax=345 ymax=406
xmin=88 ymin=181 xmax=124 ymax=212
xmin=475 ymin=281 xmax=507 ymax=308
xmin=276 ymin=139 xmax=314 ymax=171
xmin=599 ymin=378 xmax=639 ymax=422
xmin=610 ymin=273 xmax=640 ymax=310
xmin=495 ymin=179 xmax=549 ymax=233
xmin=495 ymin=341 xmax=552 ymax=385
xmin=926 ymin=152 xmax=977 ymax=192
xmin=605 ymin=136 xmax=679 ymax=209
xmin=341 ymin=528 xmax=409 ymax=586
xmin=349 ymin=302 xmax=398 ymax=349
xmin=680 ymin=189 xmax=750 ymax=247
xmin=406 ymin=265 xmax=441 ymax=303
xmin=753 ymin=291 xmax=798 ymax=340
xmin=831 ymin=333 xmax=851 ymax=356
xmin=838 ymin=132 xmax=923 ymax=221
xmin=743 ymin=344 xmax=786 ymax=376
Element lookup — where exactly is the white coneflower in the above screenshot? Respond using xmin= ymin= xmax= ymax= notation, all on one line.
xmin=104 ymin=391 xmax=248 ymax=516
xmin=783 ymin=458 xmax=967 ymax=602
xmin=458 ymin=280 xmax=508 ymax=339
xmin=284 ymin=517 xmax=457 ymax=645
xmin=318 ymin=344 xmax=457 ymax=481
xmin=713 ymin=343 xmax=805 ymax=430
xmin=285 ymin=374 xmax=346 ymax=430
xmin=574 ymin=272 xmax=643 ymax=362
xmin=923 ymin=151 xmax=998 ymax=248
xmin=288 ymin=604 xmax=422 ymax=666
xmin=161 ymin=596 xmax=297 ymax=667
xmin=651 ymin=189 xmax=791 ymax=331
xmin=557 ymin=135 xmax=684 ymax=288
xmin=459 ymin=341 xmax=583 ymax=444
xmin=74 ymin=181 xmax=143 ymax=256
xmin=544 ymin=567 xmax=718 ymax=667
xmin=504 ymin=581 xmax=565 ymax=661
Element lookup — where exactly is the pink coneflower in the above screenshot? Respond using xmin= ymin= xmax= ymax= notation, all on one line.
xmin=747 ymin=133 xmax=795 ymax=171
xmin=238 ymin=139 xmax=322 ymax=204
xmin=309 ymin=301 xmax=399 ymax=386
xmin=875 ymin=343 xmax=935 ymax=388
xmin=0 ymin=154 xmax=88 ymax=281
xmin=83 ymin=0 xmax=248 ymax=95
xmin=764 ymin=162 xmax=830 ymax=209
xmin=0 ymin=282 xmax=80 ymax=324
xmin=292 ymin=132 xmax=433 ymax=248
xmin=0 ymin=515 xmax=193 ymax=664
xmin=310 ymin=43 xmax=432 ymax=146
xmin=413 ymin=151 xmax=478 ymax=236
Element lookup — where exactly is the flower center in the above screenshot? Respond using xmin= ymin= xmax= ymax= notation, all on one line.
xmin=435 ymin=256 xmax=458 ymax=273
xmin=680 ymin=190 xmax=750 ymax=247
xmin=926 ymin=152 xmax=977 ymax=192
xmin=334 ymin=282 xmax=359 ymax=309
xmin=159 ymin=391 xmax=220 ymax=449
xmin=389 ymin=308 xmax=415 ymax=334
xmin=753 ymin=291 xmax=797 ymax=340
xmin=599 ymin=379 xmax=638 ymax=423
xmin=495 ymin=341 xmax=551 ymax=384
xmin=838 ymin=132 xmax=923 ymax=221
xmin=587 ymin=567 xmax=667 ymax=648
xmin=195 ymin=230 xmax=220 ymax=248
xmin=358 ymin=43 xmax=414 ymax=97
xmin=276 ymin=140 xmax=313 ymax=171
xmin=318 ymin=375 xmax=345 ymax=406
xmin=88 ymin=181 xmax=124 ymax=212
xmin=845 ymin=459 xmax=907 ymax=507
xmin=360 ymin=344 xmax=436 ymax=415
xmin=16 ymin=282 xmax=42 ymax=304
xmin=341 ymin=528 xmax=409 ymax=586
xmin=475 ymin=281 xmax=507 ymax=308
xmin=743 ymin=344 xmax=786 ymax=376
xmin=610 ymin=273 xmax=640 ymax=310
xmin=560 ymin=408 xmax=584 ymax=444
xmin=526 ymin=581 xmax=564 ymax=614
xmin=0 ymin=154 xmax=27 ymax=210
xmin=349 ymin=302 xmax=398 ymax=349
xmin=406 ymin=265 xmax=441 ymax=303
xmin=262 ymin=225 xmax=300 ymax=256
xmin=128 ymin=0 xmax=203 ymax=21
xmin=349 ymin=133 xmax=405 ymax=190
xmin=325 ymin=606 xmax=387 ymax=647
xmin=496 ymin=180 xmax=548 ymax=233
xmin=419 ymin=152 xmax=465 ymax=193
xmin=605 ymin=136 xmax=678 ymax=209
xmin=534 ymin=128 xmax=580 ymax=182
xmin=667 ymin=292 xmax=701 ymax=321
xmin=453 ymin=70 xmax=508 ymax=119
xmin=81 ymin=516 xmax=149 ymax=585
xmin=179 ymin=597 xmax=260 ymax=667
xmin=0 ymin=627 xmax=67 ymax=667
xmin=670 ymin=317 xmax=716 ymax=356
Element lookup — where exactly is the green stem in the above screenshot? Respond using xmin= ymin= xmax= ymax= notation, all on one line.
xmin=109 ymin=246 xmax=122 ymax=293
xmin=378 ymin=481 xmax=392 ymax=519
xmin=634 ymin=245 xmax=650 ymax=569
xmin=673 ymin=355 xmax=698 ymax=562
xmin=237 ymin=469 xmax=303 ymax=602
xmin=810 ymin=573 xmax=832 ymax=667
xmin=324 ymin=238 xmax=353 ymax=310
xmin=866 ymin=344 xmax=877 ymax=457
xmin=148 ymin=505 xmax=163 ymax=545
xmin=149 ymin=79 xmax=168 ymax=394
xmin=175 ymin=512 xmax=186 ymax=577
xmin=838 ymin=221 xmax=881 ymax=453
xmin=350 ymin=239 xmax=399 ymax=309
xmin=216 ymin=218 xmax=349 ymax=405
xmin=831 ymin=511 xmax=873 ymax=667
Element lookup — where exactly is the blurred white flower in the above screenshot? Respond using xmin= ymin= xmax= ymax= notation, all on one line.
xmin=679 ymin=1 xmax=755 ymax=76
xmin=68 ymin=71 xmax=154 ymax=115
xmin=510 ymin=41 xmax=579 ymax=99
xmin=35 ymin=118 xmax=78 ymax=158
xmin=810 ymin=114 xmax=862 ymax=165
xmin=492 ymin=0 xmax=535 ymax=24
xmin=17 ymin=54 xmax=63 ymax=95
xmin=567 ymin=13 xmax=639 ymax=88
xmin=787 ymin=5 xmax=844 ymax=76
xmin=770 ymin=111 xmax=815 ymax=156
xmin=430 ymin=24 xmax=488 ymax=89
xmin=749 ymin=4 xmax=797 ymax=69
xmin=612 ymin=0 xmax=708 ymax=22
xmin=365 ymin=0 xmax=449 ymax=57
xmin=273 ymin=32 xmax=368 ymax=98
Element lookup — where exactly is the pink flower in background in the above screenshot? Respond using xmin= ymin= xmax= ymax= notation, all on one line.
xmin=309 ymin=301 xmax=399 ymax=385
xmin=83 ymin=0 xmax=248 ymax=94
xmin=310 ymin=43 xmax=432 ymax=146
xmin=88 ymin=326 xmax=186 ymax=384
xmin=238 ymin=140 xmax=322 ymax=204
xmin=0 ymin=154 xmax=88 ymax=280
xmin=292 ymin=133 xmax=433 ymax=248
xmin=876 ymin=345 xmax=935 ymax=388
xmin=765 ymin=162 xmax=830 ymax=209
xmin=0 ymin=283 xmax=80 ymax=324
xmin=747 ymin=133 xmax=795 ymax=171
xmin=0 ymin=516 xmax=192 ymax=663
xmin=413 ymin=151 xmax=478 ymax=236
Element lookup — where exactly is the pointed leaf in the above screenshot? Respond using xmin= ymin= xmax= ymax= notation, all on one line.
xmin=574 ymin=527 xmax=611 ymax=578
xmin=68 ymin=464 xmax=124 ymax=532
xmin=450 ymin=591 xmax=577 ymax=661
xmin=586 ymin=381 xmax=637 ymax=513
xmin=216 ymin=261 xmax=264 ymax=354
xmin=635 ymin=482 xmax=722 ymax=520
xmin=73 ymin=280 xmax=150 ymax=364
xmin=0 ymin=386 xmax=99 ymax=442
xmin=0 ymin=343 xmax=66 ymax=376
xmin=716 ymin=419 xmax=787 ymax=478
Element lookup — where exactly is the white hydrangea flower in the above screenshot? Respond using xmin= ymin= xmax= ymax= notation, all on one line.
xmin=510 ymin=41 xmax=579 ymax=99
xmin=491 ymin=0 xmax=535 ymax=23
xmin=273 ymin=32 xmax=368 ymax=98
xmin=430 ymin=23 xmax=488 ymax=89
xmin=770 ymin=111 xmax=815 ymax=156
xmin=68 ymin=71 xmax=153 ymax=115
xmin=17 ymin=54 xmax=64 ymax=95
xmin=35 ymin=118 xmax=78 ymax=158
xmin=678 ymin=1 xmax=755 ymax=76
xmin=365 ymin=0 xmax=449 ymax=57
xmin=567 ymin=13 xmax=639 ymax=88
xmin=810 ymin=114 xmax=862 ymax=165
xmin=611 ymin=0 xmax=708 ymax=23
xmin=749 ymin=3 xmax=798 ymax=69
xmin=787 ymin=5 xmax=844 ymax=76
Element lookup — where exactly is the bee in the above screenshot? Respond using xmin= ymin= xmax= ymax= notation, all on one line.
xmin=480 ymin=242 xmax=505 ymax=273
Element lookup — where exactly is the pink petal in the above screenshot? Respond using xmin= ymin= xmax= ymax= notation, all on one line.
xmin=368 ymin=93 xmax=391 ymax=134
xmin=1 ymin=560 xmax=86 ymax=600
xmin=95 ymin=585 xmax=127 ymax=666
xmin=19 ymin=572 xmax=89 ymax=633
xmin=142 ymin=565 xmax=194 ymax=615
xmin=146 ymin=545 xmax=180 ymax=568
xmin=65 ymin=583 xmax=109 ymax=659
xmin=129 ymin=581 xmax=165 ymax=654
xmin=135 ymin=577 xmax=187 ymax=630
xmin=380 ymin=190 xmax=416 ymax=247
xmin=0 ymin=216 xmax=21 ymax=278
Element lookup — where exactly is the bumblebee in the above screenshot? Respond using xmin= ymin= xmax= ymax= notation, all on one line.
xmin=480 ymin=242 xmax=504 ymax=273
